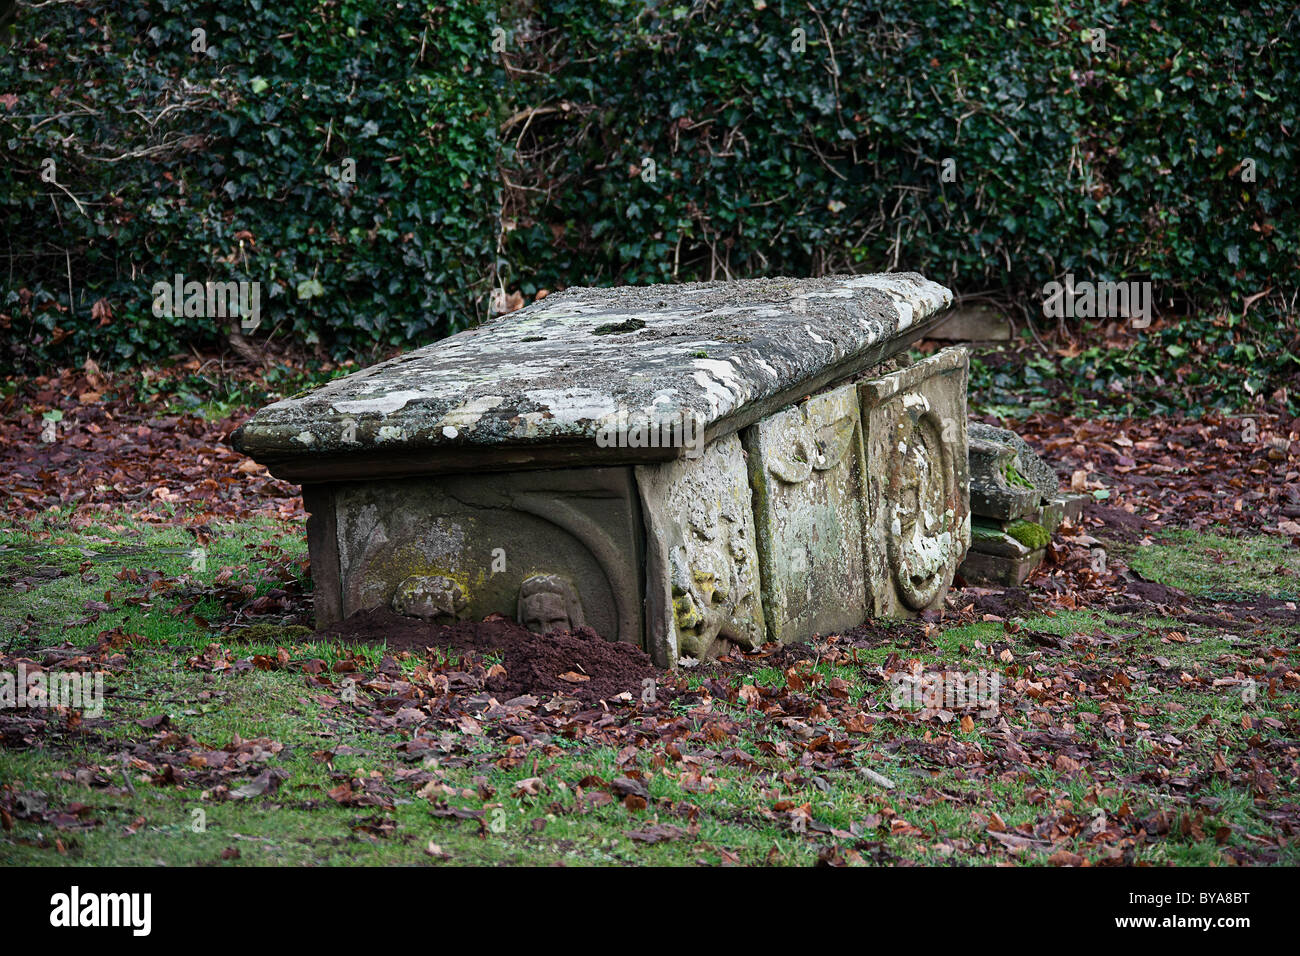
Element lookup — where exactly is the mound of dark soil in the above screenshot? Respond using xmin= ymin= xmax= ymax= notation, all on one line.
xmin=962 ymin=587 xmax=1033 ymax=619
xmin=1085 ymin=502 xmax=1158 ymax=544
xmin=1107 ymin=572 xmax=1191 ymax=614
xmin=316 ymin=607 xmax=661 ymax=704
xmin=1184 ymin=595 xmax=1300 ymax=629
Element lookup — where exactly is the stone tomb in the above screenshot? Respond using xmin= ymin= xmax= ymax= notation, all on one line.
xmin=233 ymin=273 xmax=971 ymax=666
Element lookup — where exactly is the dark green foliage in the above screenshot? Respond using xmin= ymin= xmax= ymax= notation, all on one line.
xmin=970 ymin=310 xmax=1300 ymax=419
xmin=2 ymin=1 xmax=1297 ymax=372
xmin=1 ymin=0 xmax=500 ymax=369
xmin=502 ymin=1 xmax=1297 ymax=317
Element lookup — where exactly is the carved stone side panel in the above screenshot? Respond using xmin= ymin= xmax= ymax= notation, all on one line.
xmin=635 ymin=433 xmax=765 ymax=666
xmin=858 ymin=347 xmax=971 ymax=616
xmin=333 ymin=467 xmax=643 ymax=644
xmin=742 ymin=381 xmax=868 ymax=645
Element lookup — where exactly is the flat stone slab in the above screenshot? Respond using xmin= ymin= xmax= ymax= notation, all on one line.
xmin=926 ymin=305 xmax=1011 ymax=342
xmin=1029 ymin=493 xmax=1089 ymax=535
xmin=969 ymin=521 xmax=1034 ymax=559
xmin=232 ymin=273 xmax=952 ymax=480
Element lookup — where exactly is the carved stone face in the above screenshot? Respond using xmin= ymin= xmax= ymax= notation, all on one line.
xmin=522 ymin=591 xmax=571 ymax=633
xmin=634 ymin=433 xmax=765 ymax=662
xmin=669 ymin=508 xmax=761 ymax=660
xmin=517 ymin=575 xmax=585 ymax=635
xmin=392 ymin=574 xmax=468 ymax=623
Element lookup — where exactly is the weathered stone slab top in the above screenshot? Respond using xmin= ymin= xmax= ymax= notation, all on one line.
xmin=233 ymin=273 xmax=952 ymax=480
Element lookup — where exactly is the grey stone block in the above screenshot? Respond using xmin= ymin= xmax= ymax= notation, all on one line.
xmin=926 ymin=305 xmax=1011 ymax=342
xmin=1024 ymin=493 xmax=1090 ymax=534
xmin=968 ymin=422 xmax=1059 ymax=498
xmin=1060 ymin=492 xmax=1088 ymax=524
xmin=958 ymin=548 xmax=1045 ymax=587
xmin=1031 ymin=497 xmax=1066 ymax=535
xmin=968 ymin=439 xmax=1041 ymax=521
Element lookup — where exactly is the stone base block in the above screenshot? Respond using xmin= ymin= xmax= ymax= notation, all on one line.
xmin=968 ymin=438 xmax=1041 ymax=520
xmin=968 ymin=422 xmax=1059 ymax=498
xmin=958 ymin=547 xmax=1045 ymax=587
xmin=1029 ymin=492 xmax=1089 ymax=532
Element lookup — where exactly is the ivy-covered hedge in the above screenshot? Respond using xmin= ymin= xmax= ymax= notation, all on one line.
xmin=1 ymin=0 xmax=500 ymax=368
xmin=502 ymin=1 xmax=1297 ymax=315
xmin=2 ymin=0 xmax=1297 ymax=371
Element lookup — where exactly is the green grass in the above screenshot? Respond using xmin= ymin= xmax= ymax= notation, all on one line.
xmin=2 ymin=660 xmax=797 ymax=866
xmin=0 ymin=509 xmax=312 ymax=655
xmin=1124 ymin=529 xmax=1300 ymax=601
xmin=1 ymin=509 xmax=1297 ymax=866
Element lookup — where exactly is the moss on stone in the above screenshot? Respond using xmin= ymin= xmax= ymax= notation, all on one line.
xmin=1003 ymin=458 xmax=1034 ymax=489
xmin=1004 ymin=519 xmax=1050 ymax=551
xmin=287 ymin=383 xmax=326 ymax=401
xmin=592 ymin=318 xmax=645 ymax=335
xmin=970 ymin=518 xmax=1006 ymax=541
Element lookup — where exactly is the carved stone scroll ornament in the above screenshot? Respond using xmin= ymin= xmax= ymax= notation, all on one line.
xmin=859 ymin=347 xmax=971 ymax=617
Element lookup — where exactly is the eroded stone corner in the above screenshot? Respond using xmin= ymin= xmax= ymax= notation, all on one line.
xmin=303 ymin=483 xmax=343 ymax=629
